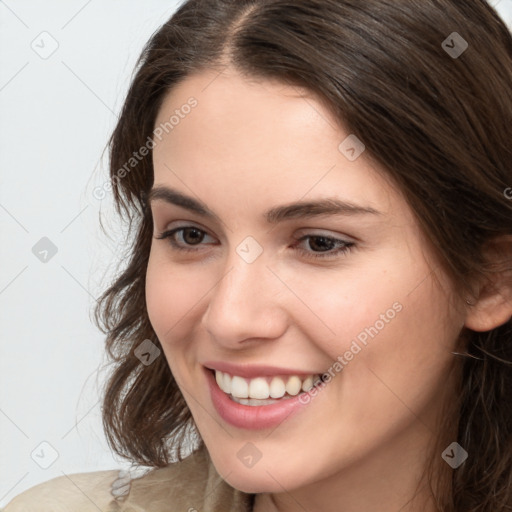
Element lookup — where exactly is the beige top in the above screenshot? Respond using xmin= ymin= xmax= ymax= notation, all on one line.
xmin=2 ymin=445 xmax=255 ymax=511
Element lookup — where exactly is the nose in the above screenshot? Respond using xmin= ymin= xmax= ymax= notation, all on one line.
xmin=200 ymin=247 xmax=289 ymax=349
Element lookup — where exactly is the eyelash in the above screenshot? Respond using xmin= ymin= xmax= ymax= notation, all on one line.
xmin=155 ymin=226 xmax=355 ymax=260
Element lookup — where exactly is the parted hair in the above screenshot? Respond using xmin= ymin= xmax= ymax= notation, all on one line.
xmin=94 ymin=1 xmax=512 ymax=510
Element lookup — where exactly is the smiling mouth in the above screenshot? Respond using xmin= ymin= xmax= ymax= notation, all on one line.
xmin=210 ymin=368 xmax=323 ymax=406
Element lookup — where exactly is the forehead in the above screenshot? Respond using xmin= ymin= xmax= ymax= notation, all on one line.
xmin=151 ymin=68 xmax=401 ymax=220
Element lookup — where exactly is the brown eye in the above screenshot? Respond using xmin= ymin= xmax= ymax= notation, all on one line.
xmin=155 ymin=226 xmax=216 ymax=252
xmin=293 ymin=235 xmax=354 ymax=260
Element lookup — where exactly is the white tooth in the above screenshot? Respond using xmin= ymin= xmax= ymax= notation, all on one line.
xmin=215 ymin=370 xmax=224 ymax=390
xmin=215 ymin=370 xmax=320 ymax=399
xmin=301 ymin=375 xmax=314 ymax=392
xmin=231 ymin=396 xmax=293 ymax=406
xmin=222 ymin=372 xmax=232 ymax=394
xmin=286 ymin=376 xmax=302 ymax=396
xmin=269 ymin=377 xmax=286 ymax=398
xmin=231 ymin=375 xmax=249 ymax=398
xmin=249 ymin=377 xmax=270 ymax=399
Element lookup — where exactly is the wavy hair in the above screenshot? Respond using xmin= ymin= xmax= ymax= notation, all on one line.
xmin=94 ymin=1 xmax=512 ymax=510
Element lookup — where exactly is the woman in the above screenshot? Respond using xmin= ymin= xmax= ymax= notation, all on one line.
xmin=5 ymin=0 xmax=512 ymax=510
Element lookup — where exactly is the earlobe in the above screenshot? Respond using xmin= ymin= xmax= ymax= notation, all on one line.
xmin=463 ymin=235 xmax=512 ymax=333
xmin=464 ymin=291 xmax=512 ymax=332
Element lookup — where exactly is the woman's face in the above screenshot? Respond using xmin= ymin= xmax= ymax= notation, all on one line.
xmin=146 ymin=67 xmax=466 ymax=496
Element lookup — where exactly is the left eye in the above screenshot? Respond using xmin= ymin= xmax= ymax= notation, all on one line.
xmin=155 ymin=227 xmax=355 ymax=260
xmin=294 ymin=234 xmax=354 ymax=259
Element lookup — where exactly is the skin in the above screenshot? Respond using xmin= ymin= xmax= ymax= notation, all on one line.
xmin=144 ymin=67 xmax=496 ymax=512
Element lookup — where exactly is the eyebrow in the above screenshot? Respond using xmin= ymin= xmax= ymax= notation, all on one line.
xmin=147 ymin=185 xmax=382 ymax=224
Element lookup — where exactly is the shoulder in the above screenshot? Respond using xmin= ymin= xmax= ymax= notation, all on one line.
xmin=123 ymin=446 xmax=254 ymax=512
xmin=3 ymin=447 xmax=254 ymax=512
xmin=2 ymin=468 xmax=121 ymax=512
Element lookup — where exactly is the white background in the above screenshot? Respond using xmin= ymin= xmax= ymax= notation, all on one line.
xmin=1 ymin=0 xmax=511 ymax=506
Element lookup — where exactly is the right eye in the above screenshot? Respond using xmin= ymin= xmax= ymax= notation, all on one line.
xmin=155 ymin=226 xmax=217 ymax=253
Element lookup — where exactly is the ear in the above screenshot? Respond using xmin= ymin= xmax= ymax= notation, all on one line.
xmin=464 ymin=235 xmax=512 ymax=332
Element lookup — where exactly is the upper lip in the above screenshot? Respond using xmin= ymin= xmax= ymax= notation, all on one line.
xmin=203 ymin=361 xmax=320 ymax=379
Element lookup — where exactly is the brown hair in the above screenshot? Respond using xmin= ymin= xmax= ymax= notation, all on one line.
xmin=94 ymin=1 xmax=512 ymax=510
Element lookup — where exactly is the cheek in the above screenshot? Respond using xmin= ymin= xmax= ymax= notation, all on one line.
xmin=145 ymin=255 xmax=194 ymax=383
xmin=299 ymin=249 xmax=459 ymax=412
xmin=145 ymin=252 xmax=194 ymax=345
xmin=279 ymin=258 xmax=401 ymax=363
xmin=145 ymin=250 xmax=215 ymax=365
xmin=334 ymin=271 xmax=460 ymax=432
xmin=145 ymin=255 xmax=171 ymax=334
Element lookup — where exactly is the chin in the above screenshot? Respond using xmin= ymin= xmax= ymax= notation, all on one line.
xmin=223 ymin=472 xmax=289 ymax=494
xmin=214 ymin=459 xmax=305 ymax=494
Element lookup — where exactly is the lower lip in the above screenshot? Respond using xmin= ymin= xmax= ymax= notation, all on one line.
xmin=204 ymin=367 xmax=319 ymax=430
